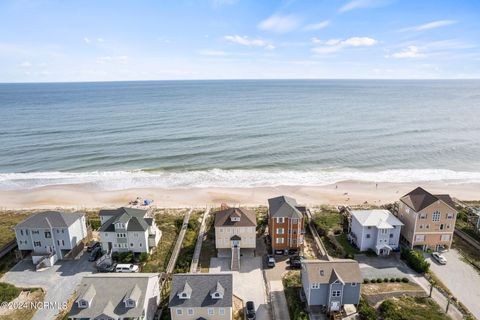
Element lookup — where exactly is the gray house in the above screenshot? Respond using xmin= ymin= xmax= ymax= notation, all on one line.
xmin=301 ymin=259 xmax=362 ymax=314
xmin=14 ymin=211 xmax=87 ymax=266
xmin=68 ymin=273 xmax=161 ymax=320
xmin=169 ymin=273 xmax=233 ymax=320
xmin=99 ymin=207 xmax=161 ymax=254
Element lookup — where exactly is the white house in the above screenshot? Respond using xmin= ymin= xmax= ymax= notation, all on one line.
xmin=68 ymin=273 xmax=161 ymax=320
xmin=99 ymin=207 xmax=161 ymax=254
xmin=348 ymin=209 xmax=403 ymax=255
xmin=14 ymin=211 xmax=87 ymax=266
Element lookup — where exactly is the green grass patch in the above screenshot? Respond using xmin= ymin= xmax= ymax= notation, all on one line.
xmin=335 ymin=233 xmax=360 ymax=257
xmin=174 ymin=211 xmax=202 ymax=273
xmin=0 ymin=211 xmax=33 ymax=248
xmin=378 ymin=296 xmax=450 ymax=320
xmin=0 ymin=282 xmax=21 ymax=303
xmin=282 ymin=271 xmax=308 ymax=320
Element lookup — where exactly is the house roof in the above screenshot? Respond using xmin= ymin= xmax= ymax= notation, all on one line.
xmin=400 ymin=187 xmax=456 ymax=212
xmin=214 ymin=208 xmax=257 ymax=227
xmin=268 ymin=196 xmax=303 ymax=219
xmin=351 ymin=209 xmax=403 ymax=229
xmin=68 ymin=273 xmax=160 ymax=319
xmin=15 ymin=211 xmax=84 ymax=229
xmin=99 ymin=207 xmax=150 ymax=232
xmin=169 ymin=274 xmax=233 ymax=308
xmin=302 ymin=259 xmax=362 ymax=285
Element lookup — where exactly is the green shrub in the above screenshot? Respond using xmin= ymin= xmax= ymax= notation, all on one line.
xmin=402 ymin=277 xmax=409 ymax=283
xmin=139 ymin=252 xmax=149 ymax=263
xmin=88 ymin=218 xmax=101 ymax=230
xmin=113 ymin=251 xmax=134 ymax=263
xmin=370 ymin=279 xmax=376 ymax=283
xmin=0 ymin=282 xmax=21 ymax=303
xmin=376 ymin=278 xmax=383 ymax=283
xmin=363 ymin=279 xmax=370 ymax=284
xmin=384 ymin=278 xmax=389 ymax=283
xmin=395 ymin=278 xmax=402 ymax=282
xmin=358 ymin=298 xmax=377 ymax=320
xmin=365 ymin=249 xmax=377 ymax=257
xmin=401 ymin=248 xmax=430 ymax=273
xmin=390 ymin=278 xmax=396 ymax=283
xmin=379 ymin=299 xmax=402 ymax=319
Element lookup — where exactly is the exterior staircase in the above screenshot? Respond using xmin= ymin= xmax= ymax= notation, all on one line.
xmin=231 ymin=246 xmax=240 ymax=271
xmin=96 ymin=249 xmax=113 ymax=267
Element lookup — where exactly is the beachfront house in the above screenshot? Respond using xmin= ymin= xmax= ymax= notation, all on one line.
xmin=301 ymin=259 xmax=362 ymax=314
xmin=169 ymin=273 xmax=233 ymax=320
xmin=214 ymin=207 xmax=257 ymax=271
xmin=99 ymin=207 xmax=161 ymax=254
xmin=268 ymin=196 xmax=305 ymax=254
xmin=396 ymin=187 xmax=457 ymax=251
xmin=348 ymin=209 xmax=403 ymax=255
xmin=14 ymin=211 xmax=87 ymax=266
xmin=68 ymin=273 xmax=160 ymax=320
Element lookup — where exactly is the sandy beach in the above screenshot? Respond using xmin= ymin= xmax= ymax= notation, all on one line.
xmin=0 ymin=180 xmax=478 ymax=210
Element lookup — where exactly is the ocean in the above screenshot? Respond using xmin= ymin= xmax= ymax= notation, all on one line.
xmin=1 ymin=80 xmax=480 ymax=190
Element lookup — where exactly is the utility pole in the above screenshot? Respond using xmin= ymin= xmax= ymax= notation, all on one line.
xmin=446 ymin=297 xmax=451 ymax=314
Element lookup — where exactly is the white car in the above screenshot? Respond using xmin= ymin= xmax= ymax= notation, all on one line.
xmin=115 ymin=263 xmax=139 ymax=272
xmin=432 ymin=252 xmax=447 ymax=265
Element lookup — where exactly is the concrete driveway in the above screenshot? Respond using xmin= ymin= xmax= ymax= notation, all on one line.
xmin=426 ymin=249 xmax=480 ymax=320
xmin=210 ymin=256 xmax=270 ymax=320
xmin=1 ymin=251 xmax=96 ymax=320
xmin=356 ymin=254 xmax=415 ymax=280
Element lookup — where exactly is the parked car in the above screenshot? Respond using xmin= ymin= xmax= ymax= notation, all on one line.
xmin=288 ymin=249 xmax=299 ymax=256
xmin=274 ymin=249 xmax=285 ymax=255
xmin=246 ymin=301 xmax=256 ymax=320
xmin=97 ymin=263 xmax=117 ymax=273
xmin=87 ymin=241 xmax=101 ymax=252
xmin=432 ymin=252 xmax=447 ymax=265
xmin=266 ymin=255 xmax=275 ymax=268
xmin=289 ymin=255 xmax=305 ymax=269
xmin=88 ymin=246 xmax=102 ymax=261
xmin=115 ymin=263 xmax=139 ymax=273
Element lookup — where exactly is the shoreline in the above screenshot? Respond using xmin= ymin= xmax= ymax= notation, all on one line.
xmin=0 ymin=180 xmax=478 ymax=210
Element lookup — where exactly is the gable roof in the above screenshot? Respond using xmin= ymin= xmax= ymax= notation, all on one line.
xmin=99 ymin=207 xmax=150 ymax=232
xmin=214 ymin=208 xmax=257 ymax=227
xmin=351 ymin=210 xmax=403 ymax=228
xmin=400 ymin=187 xmax=456 ymax=212
xmin=169 ymin=274 xmax=233 ymax=308
xmin=302 ymin=259 xmax=362 ymax=285
xmin=15 ymin=211 xmax=84 ymax=229
xmin=268 ymin=196 xmax=303 ymax=219
xmin=69 ymin=273 xmax=160 ymax=319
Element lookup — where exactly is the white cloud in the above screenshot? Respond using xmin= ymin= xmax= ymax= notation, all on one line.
xmin=224 ymin=35 xmax=275 ymax=49
xmin=312 ymin=37 xmax=378 ymax=54
xmin=339 ymin=0 xmax=391 ymax=13
xmin=304 ymin=20 xmax=330 ymax=31
xmin=386 ymin=46 xmax=425 ymax=58
xmin=83 ymin=37 xmax=91 ymax=44
xmin=401 ymin=20 xmax=457 ymax=32
xmin=97 ymin=38 xmax=105 ymax=43
xmin=258 ymin=14 xmax=300 ymax=33
xmin=198 ymin=49 xmax=227 ymax=56
xmin=96 ymin=55 xmax=128 ymax=64
xmin=20 ymin=61 xmax=32 ymax=68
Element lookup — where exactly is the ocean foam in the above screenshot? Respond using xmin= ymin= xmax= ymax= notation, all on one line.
xmin=0 ymin=168 xmax=479 ymax=191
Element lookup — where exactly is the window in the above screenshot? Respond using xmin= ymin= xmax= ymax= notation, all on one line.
xmin=292 ymin=218 xmax=298 ymax=224
xmin=57 ymin=240 xmax=60 ymax=245
xmin=432 ymin=211 xmax=441 ymax=222
xmin=367 ymin=226 xmax=371 ymax=229
xmin=26 ymin=229 xmax=29 ymax=235
xmin=311 ymin=283 xmax=320 ymax=289
xmin=62 ymin=240 xmax=65 ymax=246
xmin=419 ymin=213 xmax=427 ymax=219
xmin=61 ymin=229 xmax=64 ymax=233
xmin=208 ymin=308 xmax=214 ymax=315
xmin=447 ymin=213 xmax=454 ymax=220
xmin=441 ymin=234 xmax=451 ymax=241
xmin=276 ymin=238 xmax=284 ymax=244
xmin=32 ymin=230 xmax=40 ymax=235
xmin=56 ymin=229 xmax=59 ymax=233
xmin=140 ymin=243 xmax=142 ymax=247
xmin=415 ymin=234 xmax=425 ymax=241
xmin=276 ymin=228 xmax=284 ymax=234
xmin=176 ymin=308 xmax=183 ymax=315
xmin=104 ymin=233 xmax=108 ymax=237
xmin=351 ymin=283 xmax=357 ymax=287
xmin=389 ymin=233 xmax=393 ymax=238
xmin=20 ymin=230 xmax=23 ymax=236
xmin=426 ymin=224 xmax=430 ymax=229
xmin=440 ymin=224 xmax=444 ymax=230
xmin=116 ymin=233 xmax=126 ymax=238
xmin=332 ymin=290 xmax=341 ymax=297
xmin=130 ymin=243 xmax=134 ymax=247
xmin=219 ymin=308 xmax=225 ymax=315
xmin=276 ymin=217 xmax=284 ymax=224
xmin=78 ymin=300 xmax=88 ymax=308
xmin=380 ymin=229 xmax=388 ymax=234
xmin=220 ymin=228 xmax=223 ymax=233
xmin=187 ymin=308 xmax=194 ymax=315
xmin=366 ymin=234 xmax=371 ymax=239
xmin=34 ymin=241 xmax=41 ymax=247
xmin=406 ymin=207 xmax=410 ymax=214
xmin=45 ymin=231 xmax=51 ymax=238
xmin=447 ymin=224 xmax=451 ymax=229
xmin=134 ymin=233 xmax=139 ymax=237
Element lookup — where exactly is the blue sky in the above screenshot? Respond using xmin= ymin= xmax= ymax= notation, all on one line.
xmin=1 ymin=0 xmax=479 ymax=82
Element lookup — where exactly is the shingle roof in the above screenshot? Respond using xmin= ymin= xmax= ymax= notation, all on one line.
xmin=268 ymin=196 xmax=303 ymax=219
xmin=214 ymin=208 xmax=257 ymax=227
xmin=169 ymin=274 xmax=233 ymax=308
xmin=303 ymin=259 xmax=362 ymax=284
xmin=99 ymin=207 xmax=150 ymax=232
xmin=69 ymin=273 xmax=160 ymax=319
xmin=400 ymin=187 xmax=456 ymax=212
xmin=351 ymin=210 xmax=403 ymax=228
xmin=15 ymin=211 xmax=84 ymax=229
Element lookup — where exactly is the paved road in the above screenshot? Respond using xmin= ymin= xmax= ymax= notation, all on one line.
xmin=1 ymin=252 xmax=96 ymax=320
xmin=427 ymin=249 xmax=480 ymax=320
xmin=269 ymin=280 xmax=290 ymax=320
xmin=210 ymin=256 xmax=271 ymax=320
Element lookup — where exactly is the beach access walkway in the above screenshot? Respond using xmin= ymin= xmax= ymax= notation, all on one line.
xmin=190 ymin=206 xmax=211 ymax=273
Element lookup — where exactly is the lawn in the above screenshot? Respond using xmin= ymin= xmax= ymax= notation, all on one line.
xmin=378 ymin=296 xmax=451 ymax=320
xmin=0 ymin=288 xmax=45 ymax=320
xmin=141 ymin=210 xmax=186 ymax=273
xmin=334 ymin=233 xmax=360 ymax=257
xmin=0 ymin=211 xmax=33 ymax=248
xmin=311 ymin=205 xmax=342 ymax=235
xmin=282 ymin=271 xmax=308 ymax=320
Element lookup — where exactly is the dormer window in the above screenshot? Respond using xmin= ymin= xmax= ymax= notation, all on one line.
xmin=230 ymin=216 xmax=240 ymax=222
xmin=210 ymin=281 xmax=225 ymax=299
xmin=77 ymin=300 xmax=89 ymax=309
xmin=178 ymin=282 xmax=192 ymax=299
xmin=125 ymin=299 xmax=136 ymax=308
